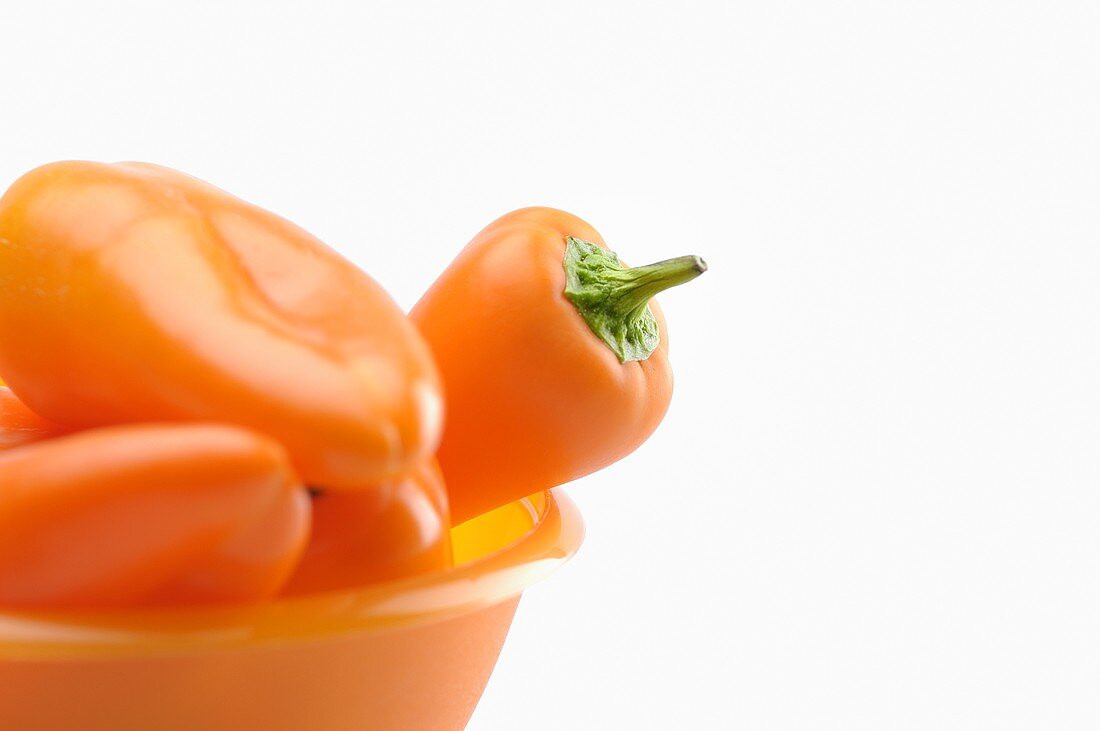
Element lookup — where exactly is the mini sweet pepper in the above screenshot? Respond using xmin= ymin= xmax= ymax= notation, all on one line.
xmin=0 ymin=161 xmax=443 ymax=489
xmin=412 ymin=207 xmax=705 ymax=522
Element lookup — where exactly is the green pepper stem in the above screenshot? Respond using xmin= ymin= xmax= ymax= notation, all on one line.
xmin=563 ymin=237 xmax=707 ymax=363
xmin=601 ymin=255 xmax=708 ymax=320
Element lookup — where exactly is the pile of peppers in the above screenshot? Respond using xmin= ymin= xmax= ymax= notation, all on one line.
xmin=0 ymin=162 xmax=705 ymax=610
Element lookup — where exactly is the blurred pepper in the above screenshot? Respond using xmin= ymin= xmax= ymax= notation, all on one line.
xmin=282 ymin=460 xmax=452 ymax=595
xmin=0 ymin=386 xmax=72 ymax=452
xmin=412 ymin=207 xmax=704 ymax=522
xmin=0 ymin=423 xmax=310 ymax=609
xmin=0 ymin=161 xmax=442 ymax=489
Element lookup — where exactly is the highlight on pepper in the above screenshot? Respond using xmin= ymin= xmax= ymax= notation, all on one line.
xmin=0 ymin=163 xmax=705 ymax=612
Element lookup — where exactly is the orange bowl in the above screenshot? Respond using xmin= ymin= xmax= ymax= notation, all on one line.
xmin=0 ymin=489 xmax=584 ymax=731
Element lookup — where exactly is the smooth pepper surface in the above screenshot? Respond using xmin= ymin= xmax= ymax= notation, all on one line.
xmin=0 ymin=423 xmax=310 ymax=609
xmin=412 ymin=207 xmax=696 ymax=523
xmin=0 ymin=161 xmax=443 ymax=489
xmin=282 ymin=460 xmax=452 ymax=595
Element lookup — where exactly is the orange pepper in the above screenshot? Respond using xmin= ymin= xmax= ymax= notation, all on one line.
xmin=0 ymin=386 xmax=73 ymax=451
xmin=0 ymin=161 xmax=442 ymax=489
xmin=0 ymin=423 xmax=310 ymax=609
xmin=412 ymin=208 xmax=705 ymax=523
xmin=282 ymin=460 xmax=452 ymax=595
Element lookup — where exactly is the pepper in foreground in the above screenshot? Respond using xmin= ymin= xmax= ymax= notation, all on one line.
xmin=0 ymin=424 xmax=310 ymax=609
xmin=412 ymin=207 xmax=705 ymax=523
xmin=0 ymin=161 xmax=442 ymax=489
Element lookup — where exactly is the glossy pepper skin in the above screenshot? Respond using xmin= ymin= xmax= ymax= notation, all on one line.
xmin=0 ymin=423 xmax=310 ymax=610
xmin=0 ymin=386 xmax=72 ymax=452
xmin=412 ymin=207 xmax=702 ymax=523
xmin=282 ymin=460 xmax=452 ymax=595
xmin=0 ymin=161 xmax=442 ymax=489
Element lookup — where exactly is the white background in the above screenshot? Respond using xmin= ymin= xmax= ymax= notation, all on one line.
xmin=3 ymin=2 xmax=1099 ymax=729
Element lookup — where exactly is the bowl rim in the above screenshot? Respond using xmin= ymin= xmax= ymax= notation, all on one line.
xmin=0 ymin=488 xmax=584 ymax=660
